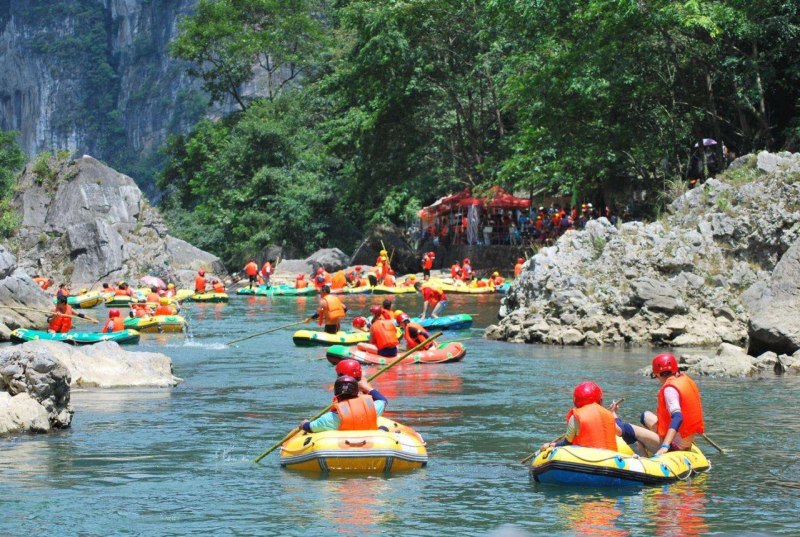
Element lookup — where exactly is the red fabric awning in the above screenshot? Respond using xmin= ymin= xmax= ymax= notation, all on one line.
xmin=421 ymin=186 xmax=530 ymax=215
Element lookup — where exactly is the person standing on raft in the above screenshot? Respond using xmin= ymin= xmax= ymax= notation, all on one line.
xmin=244 ymin=260 xmax=259 ymax=289
xmin=540 ymin=382 xmax=629 ymax=451
xmin=48 ymin=296 xmax=88 ymax=333
xmin=624 ymin=354 xmax=705 ymax=456
xmin=514 ymin=258 xmax=525 ymax=278
xmin=194 ymin=270 xmax=207 ymax=293
xmin=300 ymin=375 xmax=388 ymax=433
xmin=313 ymin=285 xmax=347 ymax=334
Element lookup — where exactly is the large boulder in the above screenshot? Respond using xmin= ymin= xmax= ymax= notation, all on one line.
xmin=0 ymin=344 xmax=73 ymax=435
xmin=305 ymin=248 xmax=350 ymax=273
xmin=10 ymin=340 xmax=183 ymax=388
xmin=0 ymin=245 xmax=52 ymax=340
xmin=631 ymin=278 xmax=686 ymax=313
xmin=350 ymin=223 xmax=417 ymax=274
xmin=747 ymin=237 xmax=800 ymax=355
xmin=8 ymin=155 xmax=226 ymax=287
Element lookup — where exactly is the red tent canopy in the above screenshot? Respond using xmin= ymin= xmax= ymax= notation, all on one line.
xmin=422 ymin=186 xmax=530 ymax=216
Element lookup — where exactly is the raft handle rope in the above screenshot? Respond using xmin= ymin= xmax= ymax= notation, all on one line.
xmin=549 ymin=446 xmax=695 ymax=480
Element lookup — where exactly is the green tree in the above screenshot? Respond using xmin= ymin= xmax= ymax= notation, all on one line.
xmin=0 ymin=131 xmax=26 ymax=238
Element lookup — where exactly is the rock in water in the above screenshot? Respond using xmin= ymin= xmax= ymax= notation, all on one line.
xmin=747 ymin=237 xmax=800 ymax=355
xmin=9 ymin=340 xmax=183 ymax=389
xmin=0 ymin=344 xmax=73 ymax=435
xmin=350 ymin=223 xmax=418 ymax=274
xmin=305 ymin=248 xmax=351 ymax=273
xmin=8 ymin=155 xmax=225 ymax=289
xmin=0 ymin=245 xmax=52 ymax=339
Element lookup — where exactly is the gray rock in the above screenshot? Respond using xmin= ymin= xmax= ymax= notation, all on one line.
xmin=166 ymin=236 xmax=225 ymax=275
xmin=350 ymin=223 xmax=417 ymax=274
xmin=631 ymin=278 xmax=686 ymax=313
xmin=0 ymin=247 xmax=52 ymax=339
xmin=560 ymin=328 xmax=586 ymax=346
xmin=748 ymin=237 xmax=800 ymax=354
xmin=305 ymin=248 xmax=351 ymax=272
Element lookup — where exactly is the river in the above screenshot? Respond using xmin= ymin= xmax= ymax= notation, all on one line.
xmin=1 ymin=293 xmax=799 ymax=536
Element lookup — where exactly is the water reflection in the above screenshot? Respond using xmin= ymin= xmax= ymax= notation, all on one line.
xmin=560 ymin=496 xmax=630 ymax=537
xmin=643 ymin=478 xmax=708 ymax=536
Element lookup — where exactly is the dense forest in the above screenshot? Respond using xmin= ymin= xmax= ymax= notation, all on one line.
xmin=7 ymin=0 xmax=797 ymax=268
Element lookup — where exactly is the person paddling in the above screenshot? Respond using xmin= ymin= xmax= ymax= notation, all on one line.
xmin=540 ymin=382 xmax=628 ymax=452
xmin=48 ymin=296 xmax=87 ymax=333
xmin=194 ymin=270 xmax=207 ymax=293
xmin=623 ymin=354 xmax=705 ymax=455
xmin=102 ymin=309 xmax=125 ymax=333
xmin=300 ymin=375 xmax=388 ymax=433
xmin=397 ymin=313 xmax=433 ymax=351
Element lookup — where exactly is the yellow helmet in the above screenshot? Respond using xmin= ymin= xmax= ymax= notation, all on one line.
xmin=380 ymin=249 xmax=388 ymax=255
xmin=409 ymin=275 xmax=416 ymax=280
xmin=160 ymin=297 xmax=170 ymax=305
xmin=394 ymin=309 xmax=404 ymax=316
xmin=80 ymin=288 xmax=88 ymax=294
xmin=167 ymin=283 xmax=175 ymax=288
xmin=118 ymin=280 xmax=125 ymax=286
xmin=376 ymin=263 xmax=383 ymax=267
xmin=493 ymin=271 xmax=500 ymax=277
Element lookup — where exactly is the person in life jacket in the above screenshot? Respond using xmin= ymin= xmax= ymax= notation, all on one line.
xmin=397 ymin=313 xmax=432 ymax=350
xmin=514 ymin=257 xmax=525 ymax=278
xmin=491 ymin=271 xmax=505 ymax=286
xmin=331 ymin=270 xmax=347 ymax=290
xmin=146 ymin=287 xmax=161 ymax=304
xmin=382 ymin=269 xmax=396 ymax=287
xmin=295 ymin=273 xmax=309 ymax=289
xmin=462 ymin=258 xmax=473 ymax=281
xmin=115 ymin=282 xmax=134 ymax=297
xmin=421 ymin=251 xmax=434 ymax=280
xmin=212 ymin=279 xmax=225 ymax=293
xmin=313 ymin=285 xmax=347 ymax=334
xmin=56 ymin=283 xmax=71 ymax=299
xmin=370 ymin=314 xmax=399 ymax=357
xmin=624 ymin=354 xmax=705 ymax=455
xmin=34 ymin=276 xmax=54 ymax=290
xmin=244 ymin=259 xmax=259 ymax=288
xmin=300 ymin=375 xmax=388 ymax=433
xmin=260 ymin=260 xmax=273 ymax=285
xmin=351 ymin=316 xmax=370 ymax=333
xmin=367 ymin=264 xmax=383 ymax=287
xmin=101 ymin=282 xmax=114 ymax=295
xmin=420 ymin=284 xmax=447 ymax=319
xmin=375 ymin=249 xmax=390 ymax=269
xmin=401 ymin=274 xmax=416 ymax=287
xmin=379 ymin=299 xmax=395 ymax=320
xmin=194 ymin=270 xmax=207 ymax=293
xmin=130 ymin=302 xmax=153 ymax=318
xmin=48 ymin=296 xmax=87 ymax=333
xmin=450 ymin=261 xmax=462 ymax=281
xmin=335 ymin=359 xmax=362 ymax=380
xmin=154 ymin=297 xmax=177 ymax=316
xmin=541 ymin=382 xmax=628 ymax=452
xmin=102 ymin=309 xmax=126 ymax=333
xmin=164 ymin=283 xmax=176 ymax=298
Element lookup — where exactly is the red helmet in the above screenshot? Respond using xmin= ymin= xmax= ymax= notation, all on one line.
xmin=334 ymin=375 xmax=360 ymax=400
xmin=335 ymin=359 xmax=362 ymax=380
xmin=652 ymin=353 xmax=679 ymax=376
xmin=428 ymin=251 xmax=435 ymax=257
xmin=198 ymin=270 xmax=205 ymax=276
xmin=317 ymin=267 xmax=325 ymax=275
xmin=352 ymin=316 xmax=367 ymax=329
xmin=463 ymin=258 xmax=470 ymax=264
xmin=573 ymin=381 xmax=603 ymax=408
xmin=296 ymin=274 xmax=305 ymax=279
xmin=397 ymin=313 xmax=411 ymax=324
xmin=369 ymin=305 xmax=382 ymax=315
xmin=517 ymin=258 xmax=524 ymax=264
xmin=109 ymin=308 xmax=120 ymax=318
xmin=355 ymin=265 xmax=362 ymax=271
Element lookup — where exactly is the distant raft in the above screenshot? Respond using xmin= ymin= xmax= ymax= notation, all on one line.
xmin=370 ymin=285 xmax=417 ymax=295
xmin=105 ymin=295 xmax=136 ymax=308
xmin=326 ymin=341 xmax=466 ymax=366
xmin=495 ymin=283 xmax=511 ymax=294
xmin=185 ymin=292 xmax=229 ymax=303
xmin=439 ymin=283 xmax=496 ymax=294
xmin=53 ymin=292 xmax=104 ymax=309
xmin=280 ymin=417 xmax=428 ymax=473
xmin=292 ymin=327 xmax=402 ymax=347
xmin=413 ymin=314 xmax=473 ymax=331
xmin=530 ymin=442 xmax=710 ymax=487
xmin=10 ymin=328 xmax=141 ymax=345
xmin=236 ymin=285 xmax=316 ymax=297
xmin=123 ymin=315 xmax=187 ymax=334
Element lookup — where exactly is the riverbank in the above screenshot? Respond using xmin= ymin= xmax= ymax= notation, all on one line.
xmin=487 ymin=152 xmax=800 ymax=363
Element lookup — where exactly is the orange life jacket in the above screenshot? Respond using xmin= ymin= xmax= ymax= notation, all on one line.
xmin=657 ymin=374 xmax=705 ymax=439
xmin=261 ymin=262 xmax=272 ymax=277
xmin=102 ymin=317 xmax=125 ymax=333
xmin=335 ymin=395 xmax=378 ymax=431
xmin=244 ymin=262 xmax=258 ymax=277
xmin=48 ymin=306 xmax=74 ymax=333
xmin=493 ymin=276 xmax=505 ymax=285
xmin=320 ymin=294 xmax=346 ymax=324
xmin=370 ymin=319 xmax=399 ymax=350
xmin=146 ymin=293 xmax=160 ymax=303
xmin=132 ymin=304 xmax=151 ymax=318
xmin=115 ymin=288 xmax=130 ymax=297
xmin=295 ymin=279 xmax=308 ymax=289
xmin=34 ymin=277 xmax=50 ymax=289
xmin=404 ymin=322 xmax=432 ymax=349
xmin=194 ymin=276 xmax=206 ymax=293
xmin=331 ymin=271 xmax=346 ymax=290
xmin=212 ymin=282 xmax=225 ymax=293
xmin=382 ymin=274 xmax=396 ymax=287
xmin=514 ymin=263 xmax=523 ymax=278
xmin=462 ymin=263 xmax=472 ymax=277
xmin=450 ymin=264 xmax=461 ymax=279
xmin=571 ymin=403 xmax=619 ymax=451
xmin=155 ymin=305 xmax=176 ymax=316
xmin=422 ymin=255 xmax=433 ymax=270
xmin=476 ymin=279 xmax=487 ymax=288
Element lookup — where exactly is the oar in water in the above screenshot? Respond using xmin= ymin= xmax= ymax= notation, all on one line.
xmin=701 ymin=433 xmax=725 ymax=454
xmin=1 ymin=305 xmax=99 ymax=323
xmin=226 ymin=317 xmax=313 ymax=346
xmin=254 ymin=331 xmax=444 ymax=464
xmin=519 ymin=398 xmax=626 ymax=465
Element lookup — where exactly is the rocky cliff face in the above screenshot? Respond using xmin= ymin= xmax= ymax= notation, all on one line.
xmin=0 ymin=0 xmax=205 ymax=190
xmin=487 ymin=152 xmax=800 ymax=355
xmin=7 ymin=154 xmax=224 ymax=288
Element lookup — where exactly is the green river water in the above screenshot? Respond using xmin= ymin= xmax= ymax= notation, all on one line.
xmin=1 ymin=293 xmax=799 ymax=536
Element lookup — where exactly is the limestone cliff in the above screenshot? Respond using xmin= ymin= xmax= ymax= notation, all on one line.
xmin=7 ymin=154 xmax=224 ymax=288
xmin=487 ymin=152 xmax=800 ymax=354
xmin=0 ymin=0 xmax=206 ymax=191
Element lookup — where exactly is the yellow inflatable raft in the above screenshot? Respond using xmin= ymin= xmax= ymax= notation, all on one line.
xmin=280 ymin=417 xmax=428 ymax=473
xmin=370 ymin=285 xmax=417 ymax=295
xmin=185 ymin=292 xmax=229 ymax=303
xmin=123 ymin=315 xmax=187 ymax=333
xmin=531 ymin=440 xmax=710 ymax=487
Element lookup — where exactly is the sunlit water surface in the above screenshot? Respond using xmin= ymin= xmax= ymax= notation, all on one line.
xmin=1 ymin=294 xmax=799 ymax=535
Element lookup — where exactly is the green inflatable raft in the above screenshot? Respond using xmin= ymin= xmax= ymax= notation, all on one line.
xmin=237 ymin=285 xmax=317 ymax=297
xmin=10 ymin=328 xmax=141 ymax=345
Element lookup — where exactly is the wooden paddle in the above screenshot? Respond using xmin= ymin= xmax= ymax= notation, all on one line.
xmin=519 ymin=398 xmax=625 ymax=465
xmin=1 ymin=305 xmax=99 ymax=323
xmin=253 ymin=330 xmax=444 ymax=464
xmin=701 ymin=433 xmax=725 ymax=454
xmin=226 ymin=317 xmax=313 ymax=346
